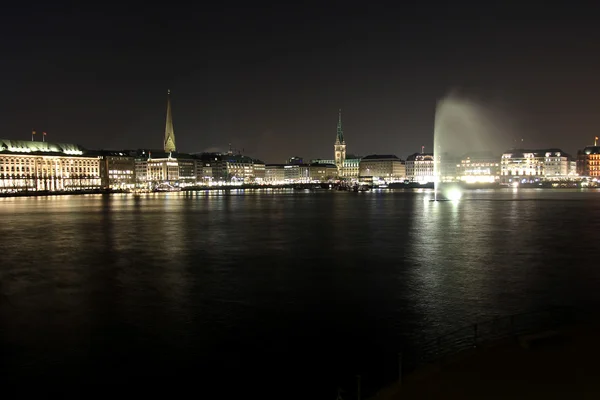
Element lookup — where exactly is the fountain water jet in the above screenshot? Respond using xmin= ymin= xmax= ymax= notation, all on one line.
xmin=431 ymin=92 xmax=510 ymax=201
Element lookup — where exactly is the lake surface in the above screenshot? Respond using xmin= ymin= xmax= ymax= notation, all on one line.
xmin=1 ymin=189 xmax=599 ymax=398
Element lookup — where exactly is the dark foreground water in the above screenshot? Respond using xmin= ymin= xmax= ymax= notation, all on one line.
xmin=1 ymin=189 xmax=599 ymax=398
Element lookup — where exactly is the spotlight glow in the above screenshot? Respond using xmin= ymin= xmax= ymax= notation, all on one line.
xmin=446 ymin=188 xmax=462 ymax=201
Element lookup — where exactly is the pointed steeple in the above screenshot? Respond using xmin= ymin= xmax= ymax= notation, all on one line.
xmin=336 ymin=108 xmax=344 ymax=144
xmin=334 ymin=108 xmax=346 ymax=173
xmin=164 ymin=89 xmax=176 ymax=152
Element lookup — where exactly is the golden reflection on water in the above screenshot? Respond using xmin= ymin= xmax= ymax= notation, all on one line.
xmin=2 ymin=190 xmax=600 ymax=388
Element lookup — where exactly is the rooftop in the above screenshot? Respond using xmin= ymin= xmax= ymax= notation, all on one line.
xmin=406 ymin=152 xmax=434 ymax=161
xmin=502 ymin=148 xmax=571 ymax=158
xmin=460 ymin=151 xmax=497 ymax=160
xmin=222 ymin=154 xmax=265 ymax=164
xmin=362 ymin=154 xmax=401 ymax=160
xmin=581 ymin=146 xmax=600 ymax=155
xmin=0 ymin=139 xmax=85 ymax=155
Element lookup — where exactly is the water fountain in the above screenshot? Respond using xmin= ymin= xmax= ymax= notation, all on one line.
xmin=431 ymin=92 xmax=509 ymax=201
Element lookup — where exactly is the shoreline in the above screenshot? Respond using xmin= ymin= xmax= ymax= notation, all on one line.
xmin=0 ymin=184 xmax=594 ymax=198
xmin=0 ymin=189 xmax=127 ymax=198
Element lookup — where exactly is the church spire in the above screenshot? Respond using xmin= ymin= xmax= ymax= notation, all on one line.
xmin=334 ymin=108 xmax=346 ymax=174
xmin=164 ymin=89 xmax=176 ymax=152
xmin=336 ymin=108 xmax=344 ymax=144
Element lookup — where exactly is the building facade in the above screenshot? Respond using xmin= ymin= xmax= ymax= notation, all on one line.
xmin=95 ymin=151 xmax=136 ymax=189
xmin=406 ymin=153 xmax=434 ymax=183
xmin=221 ymin=154 xmax=265 ymax=183
xmin=0 ymin=139 xmax=101 ymax=193
xmin=577 ymin=145 xmax=600 ymax=177
xmin=132 ymin=150 xmax=199 ymax=188
xmin=308 ymin=163 xmax=337 ymax=182
xmin=265 ymin=164 xmax=286 ymax=183
xmin=334 ymin=109 xmax=346 ymax=173
xmin=359 ymin=154 xmax=405 ymax=182
xmin=501 ymin=149 xmax=572 ymax=183
xmin=312 ymin=157 xmax=360 ymax=179
xmin=457 ymin=151 xmax=500 ymax=184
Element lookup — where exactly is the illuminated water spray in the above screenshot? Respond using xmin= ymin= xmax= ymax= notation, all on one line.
xmin=432 ymin=92 xmax=509 ymax=201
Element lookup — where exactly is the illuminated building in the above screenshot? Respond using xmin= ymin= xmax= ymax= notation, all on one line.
xmin=0 ymin=139 xmax=101 ymax=192
xmin=264 ymin=164 xmax=304 ymax=184
xmin=133 ymin=150 xmax=197 ymax=188
xmin=287 ymin=156 xmax=303 ymax=165
xmin=147 ymin=154 xmax=180 ymax=183
xmin=265 ymin=164 xmax=286 ymax=183
xmin=221 ymin=154 xmax=265 ymax=183
xmin=312 ymin=157 xmax=360 ymax=179
xmin=323 ymin=109 xmax=361 ymax=179
xmin=577 ymin=145 xmax=600 ymax=177
xmin=194 ymin=153 xmax=223 ymax=184
xmin=284 ymin=164 xmax=302 ymax=182
xmin=501 ymin=149 xmax=573 ymax=183
xmin=438 ymin=155 xmax=459 ymax=182
xmin=297 ymin=164 xmax=310 ymax=182
xmin=93 ymin=150 xmax=136 ymax=189
xmin=134 ymin=153 xmax=148 ymax=186
xmin=359 ymin=154 xmax=406 ymax=182
xmin=308 ymin=163 xmax=337 ymax=182
xmin=164 ymin=90 xmax=176 ymax=152
xmin=177 ymin=155 xmax=197 ymax=184
xmin=334 ymin=109 xmax=346 ymax=173
xmin=406 ymin=152 xmax=434 ymax=183
xmin=457 ymin=151 xmax=500 ymax=184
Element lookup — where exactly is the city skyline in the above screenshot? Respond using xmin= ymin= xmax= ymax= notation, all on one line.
xmin=2 ymin=3 xmax=600 ymax=162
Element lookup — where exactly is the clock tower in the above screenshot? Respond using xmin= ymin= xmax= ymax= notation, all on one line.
xmin=334 ymin=109 xmax=346 ymax=175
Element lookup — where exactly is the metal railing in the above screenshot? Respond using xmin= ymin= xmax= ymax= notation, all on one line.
xmin=406 ymin=306 xmax=578 ymax=372
xmin=350 ymin=306 xmax=586 ymax=400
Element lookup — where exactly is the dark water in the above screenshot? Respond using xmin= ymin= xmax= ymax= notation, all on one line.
xmin=1 ymin=189 xmax=599 ymax=398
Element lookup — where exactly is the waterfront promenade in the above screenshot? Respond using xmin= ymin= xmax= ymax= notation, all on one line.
xmin=372 ymin=322 xmax=600 ymax=399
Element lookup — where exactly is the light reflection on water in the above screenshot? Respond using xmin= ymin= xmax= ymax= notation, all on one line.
xmin=1 ymin=189 xmax=599 ymax=397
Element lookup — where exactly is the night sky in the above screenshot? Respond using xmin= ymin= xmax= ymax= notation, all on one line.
xmin=1 ymin=2 xmax=599 ymax=162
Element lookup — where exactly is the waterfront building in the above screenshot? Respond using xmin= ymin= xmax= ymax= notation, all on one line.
xmin=577 ymin=144 xmax=600 ymax=177
xmin=265 ymin=164 xmax=286 ymax=183
xmin=133 ymin=150 xmax=198 ymax=188
xmin=195 ymin=158 xmax=212 ymax=184
xmin=284 ymin=164 xmax=301 ymax=182
xmin=456 ymin=151 xmax=500 ymax=184
xmin=177 ymin=154 xmax=197 ymax=185
xmin=195 ymin=153 xmax=223 ymax=183
xmin=321 ymin=109 xmax=361 ymax=179
xmin=501 ymin=148 xmax=572 ymax=183
xmin=221 ymin=154 xmax=265 ymax=183
xmin=405 ymin=152 xmax=434 ymax=183
xmin=297 ymin=164 xmax=311 ymax=183
xmin=264 ymin=163 xmax=303 ymax=184
xmin=359 ymin=154 xmax=406 ymax=182
xmin=334 ymin=109 xmax=346 ymax=173
xmin=308 ymin=163 xmax=337 ymax=182
xmin=0 ymin=139 xmax=101 ymax=193
xmin=312 ymin=157 xmax=361 ymax=179
xmin=134 ymin=154 xmax=148 ymax=187
xmin=146 ymin=153 xmax=181 ymax=184
xmin=438 ymin=155 xmax=459 ymax=182
xmin=96 ymin=150 xmax=136 ymax=189
xmin=570 ymin=160 xmax=577 ymax=176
